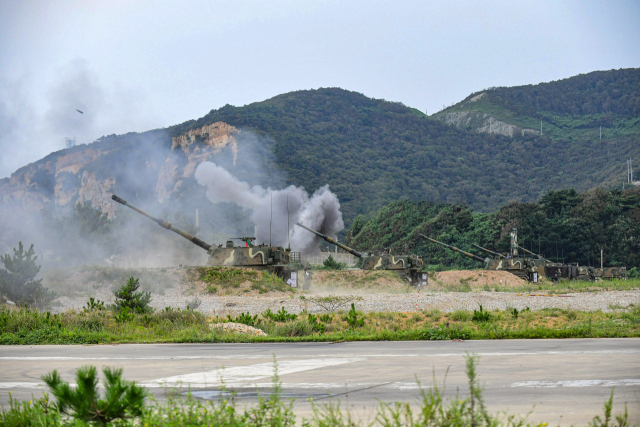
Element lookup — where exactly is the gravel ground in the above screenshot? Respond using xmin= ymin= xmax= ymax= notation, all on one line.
xmin=52 ymin=287 xmax=640 ymax=315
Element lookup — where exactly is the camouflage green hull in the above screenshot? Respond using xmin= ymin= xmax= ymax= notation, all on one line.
xmin=361 ymin=255 xmax=426 ymax=286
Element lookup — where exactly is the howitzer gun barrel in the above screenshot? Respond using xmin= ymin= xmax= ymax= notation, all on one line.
xmin=420 ymin=235 xmax=486 ymax=263
xmin=472 ymin=244 xmax=506 ymax=259
xmin=296 ymin=223 xmax=363 ymax=258
xmin=111 ymin=194 xmax=212 ymax=251
xmin=517 ymin=245 xmax=542 ymax=258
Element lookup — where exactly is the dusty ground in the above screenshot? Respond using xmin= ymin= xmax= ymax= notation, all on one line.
xmin=45 ymin=266 xmax=640 ymax=316
xmin=430 ymin=270 xmax=530 ymax=288
xmin=310 ymin=269 xmax=412 ymax=293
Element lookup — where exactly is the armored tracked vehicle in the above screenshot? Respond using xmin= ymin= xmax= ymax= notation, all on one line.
xmin=296 ymin=223 xmax=426 ymax=286
xmin=422 ymin=235 xmax=543 ymax=281
xmin=112 ymin=195 xmax=301 ymax=286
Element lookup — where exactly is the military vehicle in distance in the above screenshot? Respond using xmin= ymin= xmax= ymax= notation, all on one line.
xmin=296 ymin=223 xmax=426 ymax=286
xmin=421 ymin=235 xmax=545 ymax=281
xmin=112 ymin=195 xmax=301 ymax=286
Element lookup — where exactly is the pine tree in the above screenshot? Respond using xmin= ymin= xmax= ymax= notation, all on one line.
xmin=0 ymin=242 xmax=55 ymax=308
xmin=114 ymin=277 xmax=152 ymax=313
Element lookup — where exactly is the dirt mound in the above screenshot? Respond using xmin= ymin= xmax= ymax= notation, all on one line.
xmin=431 ymin=270 xmax=526 ymax=288
xmin=310 ymin=270 xmax=413 ymax=293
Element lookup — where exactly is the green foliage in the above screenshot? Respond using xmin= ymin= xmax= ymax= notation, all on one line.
xmin=172 ymin=84 xmax=639 ymax=224
xmin=307 ymin=313 xmax=326 ymax=333
xmin=322 ymin=255 xmax=345 ymax=270
xmin=228 ymin=312 xmax=261 ymax=328
xmin=346 ymin=303 xmax=364 ymax=328
xmin=0 ymin=242 xmax=55 ymax=308
xmin=72 ymin=201 xmax=110 ymax=236
xmin=113 ymin=277 xmax=152 ymax=314
xmin=263 ymin=307 xmax=297 ymax=322
xmin=628 ymin=267 xmax=639 ymax=278
xmin=198 ymin=267 xmax=292 ymax=293
xmin=348 ymin=186 xmax=640 ymax=269
xmin=83 ymin=297 xmax=106 ymax=312
xmin=0 ymin=393 xmax=61 ymax=427
xmin=42 ymin=365 xmax=146 ymax=426
xmin=113 ymin=307 xmax=135 ymax=323
xmin=510 ymin=307 xmax=530 ymax=320
xmin=589 ymin=389 xmax=630 ymax=427
xmin=472 ymin=305 xmax=492 ymax=323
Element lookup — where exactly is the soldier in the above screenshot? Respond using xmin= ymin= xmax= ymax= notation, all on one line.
xmin=303 ymin=265 xmax=313 ymax=290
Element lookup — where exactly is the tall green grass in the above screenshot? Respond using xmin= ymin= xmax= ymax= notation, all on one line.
xmin=2 ymin=303 xmax=638 ymax=345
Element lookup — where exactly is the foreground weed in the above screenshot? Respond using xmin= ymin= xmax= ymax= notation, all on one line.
xmin=42 ymin=366 xmax=146 ymax=426
xmin=346 ymin=303 xmax=364 ymax=328
xmin=472 ymin=305 xmax=492 ymax=323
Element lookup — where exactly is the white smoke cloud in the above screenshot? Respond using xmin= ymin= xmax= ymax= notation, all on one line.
xmin=194 ymin=161 xmax=344 ymax=258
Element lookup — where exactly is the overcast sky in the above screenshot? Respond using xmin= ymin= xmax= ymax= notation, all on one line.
xmin=1 ymin=0 xmax=639 ymax=178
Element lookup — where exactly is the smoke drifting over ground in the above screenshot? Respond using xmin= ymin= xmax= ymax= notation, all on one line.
xmin=195 ymin=161 xmax=344 ymax=258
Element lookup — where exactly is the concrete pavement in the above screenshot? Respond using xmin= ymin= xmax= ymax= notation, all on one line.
xmin=1 ymin=339 xmax=639 ymax=425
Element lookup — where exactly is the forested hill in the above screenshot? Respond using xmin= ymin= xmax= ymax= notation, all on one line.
xmin=171 ymin=86 xmax=637 ymax=222
xmin=345 ymin=186 xmax=640 ymax=270
xmin=2 ymin=77 xmax=638 ymax=230
xmin=435 ymin=68 xmax=640 ymax=142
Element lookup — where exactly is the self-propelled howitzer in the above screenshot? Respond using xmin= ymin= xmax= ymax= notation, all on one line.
xmin=421 ymin=236 xmax=488 ymax=264
xmin=112 ymin=195 xmax=301 ymax=285
xmin=296 ymin=223 xmax=426 ymax=286
xmin=422 ymin=234 xmax=543 ymax=281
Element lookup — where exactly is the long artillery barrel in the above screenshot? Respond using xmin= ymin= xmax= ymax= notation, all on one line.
xmin=296 ymin=223 xmax=363 ymax=258
xmin=420 ymin=235 xmax=486 ymax=263
xmin=518 ymin=245 xmax=542 ymax=259
xmin=472 ymin=244 xmax=507 ymax=259
xmin=111 ymin=194 xmax=212 ymax=251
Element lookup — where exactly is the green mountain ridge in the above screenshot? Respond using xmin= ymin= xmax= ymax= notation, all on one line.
xmin=434 ymin=68 xmax=640 ymax=142
xmin=1 ymin=69 xmax=638 ymax=232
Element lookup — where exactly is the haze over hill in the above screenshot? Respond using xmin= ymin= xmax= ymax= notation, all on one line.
xmin=0 ymin=69 xmax=639 ymax=266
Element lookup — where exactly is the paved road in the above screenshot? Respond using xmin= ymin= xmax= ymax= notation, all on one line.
xmin=1 ymin=339 xmax=639 ymax=425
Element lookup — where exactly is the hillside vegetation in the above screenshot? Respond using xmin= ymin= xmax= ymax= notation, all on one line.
xmin=436 ymin=68 xmax=640 ymax=142
xmin=172 ymin=83 xmax=638 ymax=222
xmin=346 ymin=186 xmax=640 ymax=270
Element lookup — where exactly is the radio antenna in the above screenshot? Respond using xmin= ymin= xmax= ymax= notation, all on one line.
xmin=287 ymin=194 xmax=290 ymax=249
xmin=269 ymin=192 xmax=273 ymax=247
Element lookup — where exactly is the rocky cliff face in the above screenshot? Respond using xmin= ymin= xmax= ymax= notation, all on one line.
xmin=0 ymin=122 xmax=240 ymax=216
xmin=436 ymin=110 xmax=540 ymax=137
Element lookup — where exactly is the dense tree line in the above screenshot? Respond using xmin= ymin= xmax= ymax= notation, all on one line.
xmin=480 ymin=68 xmax=640 ymax=118
xmin=346 ymin=186 xmax=640 ymax=269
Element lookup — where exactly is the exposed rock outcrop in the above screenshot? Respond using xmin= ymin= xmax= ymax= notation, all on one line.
xmin=436 ymin=111 xmax=539 ymax=137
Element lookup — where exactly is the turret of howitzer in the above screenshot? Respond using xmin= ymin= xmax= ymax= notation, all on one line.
xmin=295 ymin=223 xmax=363 ymax=258
xmin=111 ymin=194 xmax=212 ymax=251
xmin=420 ymin=235 xmax=487 ymax=264
xmin=471 ymin=244 xmax=506 ymax=259
xmin=112 ymin=194 xmax=303 ymax=287
xmin=296 ymin=223 xmax=426 ymax=286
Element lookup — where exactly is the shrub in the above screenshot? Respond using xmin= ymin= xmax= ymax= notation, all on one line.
xmin=83 ymin=297 xmax=106 ymax=312
xmin=263 ymin=307 xmax=297 ymax=322
xmin=0 ymin=242 xmax=55 ymax=309
xmin=228 ymin=312 xmax=261 ymax=328
xmin=450 ymin=310 xmax=471 ymax=321
xmin=113 ymin=277 xmax=152 ymax=314
xmin=42 ymin=365 xmax=146 ymax=426
xmin=0 ymin=393 xmax=60 ymax=426
xmin=307 ymin=313 xmax=326 ymax=333
xmin=323 ymin=255 xmax=345 ymax=270
xmin=346 ymin=303 xmax=364 ymax=328
xmin=472 ymin=305 xmax=492 ymax=322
